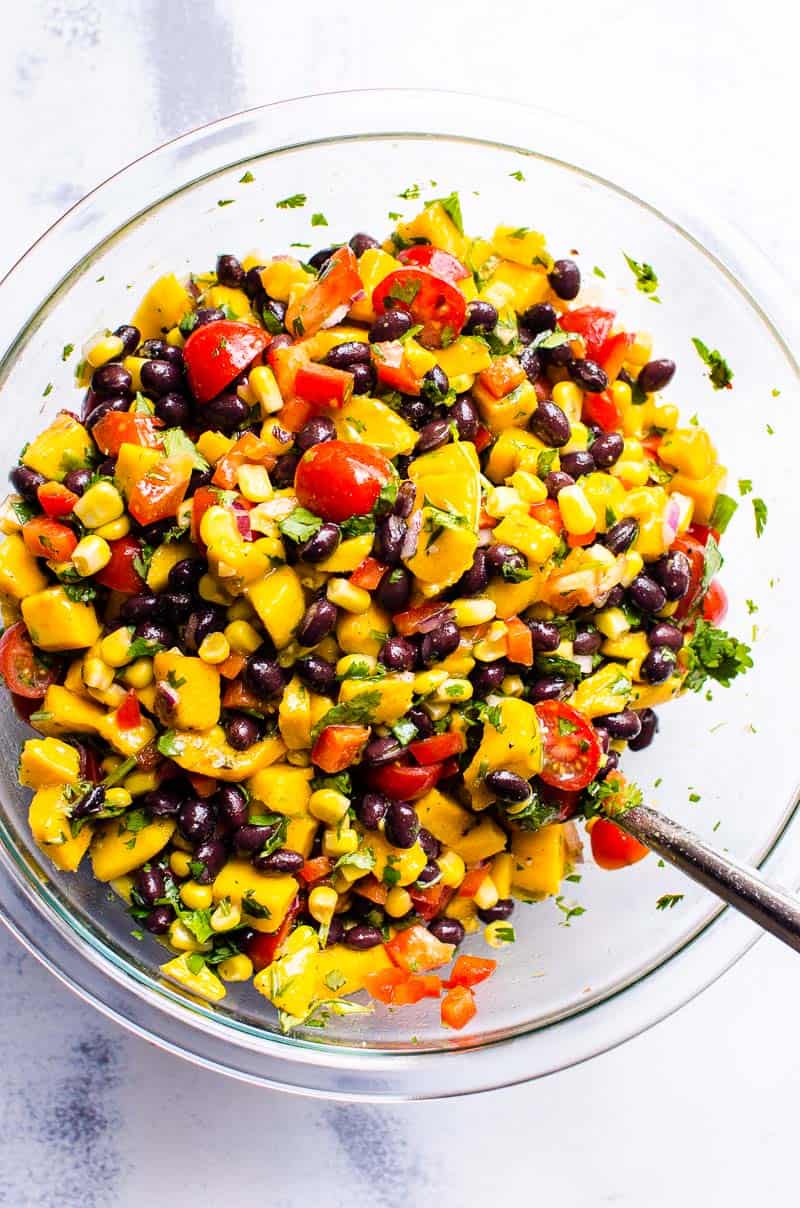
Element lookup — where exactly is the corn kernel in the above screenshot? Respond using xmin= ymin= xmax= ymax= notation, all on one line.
xmin=508 ymin=471 xmax=547 ymax=504
xmin=83 ymin=657 xmax=115 ymax=691
xmin=473 ymin=874 xmax=499 ymax=911
xmin=500 ymin=674 xmax=524 ymax=697
xmin=385 ymin=887 xmax=413 ymax=919
xmin=218 ymin=953 xmax=253 ymax=982
xmin=551 ymin=380 xmax=583 ymax=423
xmin=74 ymin=481 xmax=125 ymax=529
xmin=86 ymin=333 xmax=125 ymax=368
xmin=176 ymin=499 xmax=193 ymax=529
xmin=94 ymin=515 xmax=131 ymax=541
xmin=558 ymin=484 xmax=596 ymax=536
xmin=413 ymin=668 xmax=449 ymax=696
xmin=105 ymin=787 xmax=132 ymax=809
xmin=451 ymin=597 xmax=497 ymax=627
xmin=308 ymin=884 xmax=338 ymax=925
xmin=610 ymin=380 xmax=632 ymax=410
xmin=326 ymin=577 xmax=371 ymax=614
xmin=433 ymin=676 xmax=473 ymax=704
xmin=209 ymin=898 xmax=243 ymax=935
xmin=237 ymin=463 xmax=273 ymax=503
xmin=309 ymin=788 xmax=351 ymax=825
xmin=170 ymin=851 xmax=192 ymax=879
xmin=627 ymin=331 xmax=653 ymax=367
xmin=180 ymin=881 xmax=214 ymax=911
xmin=485 ymin=485 xmax=525 ymax=518
xmin=322 ymin=826 xmax=359 ymax=858
xmin=620 ymin=551 xmax=644 ymax=586
xmin=594 ymin=607 xmax=630 ymax=640
xmin=168 ymin=918 xmax=212 ymax=953
xmin=473 ymin=621 xmax=509 ymax=662
xmin=71 ymin=534 xmax=111 ymax=577
xmin=121 ymin=657 xmax=154 ymax=689
xmin=100 ymin=626 xmax=134 ymax=669
xmin=484 ymin=919 xmax=515 ymax=949
xmin=123 ymin=770 xmax=160 ymax=796
xmin=198 ymin=573 xmax=232 ymax=604
xmin=198 ymin=632 xmax=230 ymax=664
xmin=165 ymin=326 xmax=184 ymax=348
xmin=224 ymin=620 xmax=261 ymax=654
xmin=249 ymin=365 xmax=284 ymax=416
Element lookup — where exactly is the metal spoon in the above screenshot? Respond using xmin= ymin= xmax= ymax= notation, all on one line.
xmin=618 ymin=805 xmax=800 ymax=953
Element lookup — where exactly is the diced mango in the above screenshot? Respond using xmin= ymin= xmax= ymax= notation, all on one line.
xmin=659 ymin=427 xmax=715 ymax=479
xmin=482 ymin=260 xmax=550 ymax=312
xmin=337 ymin=673 xmax=414 ymax=725
xmin=153 ymin=650 xmax=221 ymax=730
xmin=484 ymin=428 xmax=549 ymax=483
xmin=165 ymin=727 xmax=285 ymax=781
xmin=248 ymin=763 xmax=314 ymax=817
xmin=484 ymin=573 xmax=544 ymax=619
xmin=259 ymin=258 xmax=315 ymax=303
xmin=91 ymin=816 xmax=175 ymax=881
xmin=0 ymin=534 xmax=48 ymax=599
xmin=629 ymin=676 xmax=684 ymax=709
xmin=337 ymin=603 xmax=391 ymax=658
xmin=132 ymin=273 xmax=194 ymax=340
xmin=474 ymin=379 xmax=539 ymax=434
xmin=114 ymin=443 xmax=163 ymax=498
xmin=416 ymin=788 xmax=507 ymax=862
xmin=601 ymin=632 xmax=649 ymax=661
xmin=278 ymin=676 xmax=312 ymax=750
xmin=492 ymin=512 xmax=559 ymax=564
xmin=253 ymin=925 xmax=319 ymax=1016
xmin=334 ymin=396 xmax=416 ymax=457
xmin=492 ymin=225 xmax=549 ymax=267
xmin=96 ymin=706 xmax=156 ymax=757
xmin=22 ymin=587 xmax=101 ymax=652
xmin=286 ymin=815 xmax=319 ymax=858
xmin=161 ymin=953 xmax=227 ymax=1002
xmin=246 ymin=566 xmax=305 ymax=648
xmin=582 ymin=472 xmax=628 ymax=533
xmin=34 ymin=685 xmax=105 ymax=736
xmin=349 ymin=248 xmax=403 ymax=323
xmin=40 ymin=825 xmax=93 ymax=872
xmin=405 ymin=524 xmax=478 ymax=589
xmin=303 ymin=326 xmax=370 ymax=360
xmin=314 ymin=532 xmax=375 ymax=574
xmin=667 ymin=464 xmax=727 ymax=524
xmin=22 ymin=412 xmax=94 ymax=482
xmin=511 ymin=824 xmax=569 ymax=898
xmin=212 ymin=858 xmax=298 ymax=934
xmin=396 ymin=204 xmax=467 ymax=259
xmin=19 ymin=737 xmax=80 ymax=788
xmin=362 ymin=830 xmax=428 ymax=887
xmin=464 ymin=698 xmax=542 ymax=810
xmin=569 ymin=663 xmax=633 ymax=718
xmin=201 ymin=284 xmax=256 ymax=323
xmin=314 ymin=943 xmax=393 ymax=998
xmin=28 ymin=785 xmax=74 ymax=846
xmin=434 ymin=336 xmax=493 ymax=379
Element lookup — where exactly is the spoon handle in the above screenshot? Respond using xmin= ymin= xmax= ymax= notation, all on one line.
xmin=617 ymin=805 xmax=800 ymax=953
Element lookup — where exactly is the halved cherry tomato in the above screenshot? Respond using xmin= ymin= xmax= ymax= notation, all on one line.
xmin=559 ymin=307 xmax=616 ymax=361
xmin=366 ymin=758 xmax=443 ymax=800
xmin=370 ymin=340 xmax=424 ymax=396
xmin=116 ymin=690 xmax=142 ymax=730
xmin=22 ymin=517 xmax=77 ymax=561
xmin=372 ymin=268 xmax=466 ymax=349
xmin=458 ymin=864 xmax=489 ymax=898
xmin=350 ymin=556 xmax=387 ymax=591
xmin=92 ymin=411 xmax=164 ymax=456
xmin=582 ymin=389 xmax=623 ymax=433
xmin=505 ymin=616 xmax=533 ymax=666
xmin=294 ymin=362 xmax=354 ymax=408
xmin=590 ymin=815 xmax=649 ymax=870
xmin=0 ymin=623 xmax=58 ymax=698
xmin=444 ymin=955 xmax=497 ymax=989
xmin=311 ymin=724 xmax=370 ymax=773
xmin=393 ymin=602 xmax=453 ymax=637
xmin=94 ymin=536 xmax=145 ymax=594
xmin=703 ymin=578 xmax=728 ymax=624
xmin=672 ymin=532 xmax=706 ymax=622
xmin=286 ymin=246 xmax=363 ymax=339
xmin=298 ymin=856 xmax=334 ymax=885
xmin=385 ymin=923 xmax=455 ymax=973
xmin=247 ymin=895 xmax=302 ymax=970
xmin=535 ymin=700 xmax=602 ymax=792
xmin=128 ymin=457 xmax=193 ymax=526
xmin=392 ymin=974 xmax=443 ymax=1005
xmin=183 ymin=320 xmax=270 ymax=403
xmin=597 ymin=331 xmax=633 ymax=382
xmin=397 ymin=245 xmax=469 ymax=282
xmin=37 ymin=481 xmax=78 ymax=518
xmin=408 ymin=883 xmax=453 ymax=922
xmin=687 ymin=522 xmax=721 ymax=547
xmin=441 ymin=985 xmax=476 ymax=1030
xmin=295 ymin=440 xmax=393 ymax=522
xmin=408 ymin=731 xmax=465 ymax=765
xmin=529 ymin=499 xmax=563 ymax=534
xmin=641 ymin=434 xmax=663 ymax=458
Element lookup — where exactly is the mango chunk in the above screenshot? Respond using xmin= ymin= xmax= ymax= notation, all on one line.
xmin=464 ymin=697 xmax=542 ymax=810
xmin=334 ymin=395 xmax=417 ymax=457
xmin=166 ymin=727 xmax=285 ymax=782
xmin=96 ymin=707 xmax=157 ymax=757
xmin=337 ymin=673 xmax=414 ymax=725
xmin=314 ymin=944 xmax=392 ymax=998
xmin=337 ymin=603 xmax=391 ymax=658
xmin=0 ymin=534 xmax=48 ymax=599
xmin=212 ymin=857 xmax=298 ymax=934
xmin=131 ymin=272 xmax=194 ymax=340
xmin=492 ymin=512 xmax=559 ymax=564
xmin=511 ymin=823 xmax=570 ymax=898
xmin=361 ymin=829 xmax=428 ymax=888
xmin=569 ymin=663 xmax=633 ymax=719
xmin=161 ymin=953 xmax=227 ymax=1003
xmin=91 ymin=816 xmax=175 ymax=881
xmin=475 ymin=379 xmax=539 ymax=434
xmin=29 ymin=785 xmax=75 ymax=846
xmin=153 ymin=650 xmax=221 ymax=731
xmin=40 ymin=825 xmax=93 ymax=872
xmin=484 ymin=428 xmax=549 ymax=483
xmin=34 ymin=685 xmax=105 ymax=736
xmin=19 ymin=737 xmax=80 ymax=788
xmin=416 ymin=788 xmax=507 ymax=863
xmin=313 ymin=532 xmax=374 ymax=574
xmin=114 ymin=443 xmax=163 ymax=498
xmin=248 ymin=764 xmax=315 ymax=817
xmin=246 ymin=566 xmax=305 ymax=648
xmin=22 ymin=587 xmax=101 ymax=652
xmin=146 ymin=541 xmax=195 ymax=593
xmin=21 ymin=412 xmax=93 ymax=482
xmin=396 ymin=203 xmax=467 ymax=260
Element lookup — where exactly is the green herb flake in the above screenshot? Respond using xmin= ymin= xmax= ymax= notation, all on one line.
xmin=278 ymin=507 xmax=323 ymax=544
xmin=623 ymin=253 xmax=660 ymax=300
xmin=692 ymin=337 xmax=733 ymax=390
xmin=62 ymin=343 xmax=75 ymax=361
xmin=42 ymin=382 xmax=53 ymax=398
xmin=311 ymin=691 xmax=381 ymax=740
xmin=684 ymin=620 xmax=753 ymax=693
xmin=324 ymin=969 xmax=347 ymax=992
xmin=752 ymin=497 xmax=768 ymax=537
xmin=311 ymin=212 xmax=328 ymax=227
xmin=424 ymin=192 xmax=464 ymax=235
xmin=592 ymin=266 xmax=606 ymax=278
xmin=239 ymin=170 xmax=255 ymax=184
xmin=162 ymin=427 xmax=209 ymax=472
xmin=276 ymin=193 xmax=307 ymax=209
xmin=689 ymin=791 xmax=701 ymax=803
xmin=656 ymin=893 xmax=684 ymax=911
xmin=766 ymin=423 xmax=775 ymax=435
xmin=771 ymin=387 xmax=781 ymax=398
xmin=746 ymin=599 xmax=758 ymax=615
xmin=738 ymin=478 xmax=753 ymax=496
xmin=710 ymin=493 xmax=738 ymax=534
xmin=555 ymin=896 xmax=586 ymax=927
xmin=509 ymin=170 xmax=525 ymax=182
xmin=217 ymin=199 xmax=235 ymax=207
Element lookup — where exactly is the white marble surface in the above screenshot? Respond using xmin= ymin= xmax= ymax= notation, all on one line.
xmin=2 ymin=2 xmax=799 ymax=1204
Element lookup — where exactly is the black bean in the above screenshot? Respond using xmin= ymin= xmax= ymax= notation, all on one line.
xmin=548 ymin=258 xmax=581 ymax=301
xmin=568 ymin=358 xmax=608 ymax=393
xmin=254 ymin=848 xmax=305 ymax=873
xmin=92 ymin=362 xmax=131 ymax=394
xmin=243 ymin=265 xmax=266 ymax=301
xmin=168 ymin=557 xmax=207 ymax=591
xmin=470 ymin=660 xmax=508 ymax=698
xmin=160 ymin=591 xmax=192 ymax=620
xmin=225 ymin=713 xmax=261 ymax=750
xmin=647 ymin=622 xmax=682 ymax=652
xmin=133 ymin=865 xmax=165 ymax=906
xmin=450 ymin=396 xmax=480 ymax=441
xmin=604 ymin=517 xmax=639 ymax=555
xmin=9 ymin=465 xmax=49 ymax=504
xmin=416 ymin=860 xmax=440 ymax=886
xmin=629 ymin=573 xmax=667 ymax=614
xmin=141 ymin=359 xmax=182 ymax=397
xmin=478 ymin=898 xmax=515 ymax=923
xmin=296 ymin=654 xmax=337 ymax=695
xmin=234 ymin=824 xmax=278 ymax=854
xmin=594 ymin=726 xmax=610 ymax=754
xmin=597 ymin=709 xmax=642 ymax=741
xmin=193 ymin=307 xmax=226 ymax=328
xmin=308 ymin=246 xmax=336 ymax=272
xmin=272 ymin=452 xmax=300 ymax=488
xmin=351 ymin=363 xmax=376 ymax=395
xmin=544 ymin=341 xmax=573 ymax=368
xmin=155 ymin=392 xmax=191 ymax=426
xmin=522 ymin=302 xmax=557 ymax=336
xmin=463 ymin=299 xmax=498 ymax=335
xmin=529 ymin=400 xmax=571 ymax=447
xmin=297 ymin=597 xmax=338 ymax=647
xmin=145 ymin=905 xmax=174 ymax=935
xmin=605 ymin=585 xmax=625 ymax=607
xmin=178 ymin=799 xmax=215 ymax=844
xmin=85 ymin=396 xmax=130 ymax=430
xmin=628 ymin=707 xmax=658 ymax=751
xmin=357 ymin=792 xmax=390 ymax=829
xmin=216 ymin=253 xmax=244 ymax=287
xmin=485 ymin=543 xmax=527 ymax=578
xmin=485 ymin=769 xmax=530 ymax=802
xmin=143 ymin=785 xmax=182 ymax=817
xmin=325 ymin=341 xmax=371 ymax=371
xmin=420 ymin=620 xmax=460 ymax=665
xmin=457 ymin=547 xmax=489 ymax=596
xmin=545 ymin=470 xmax=575 ymax=498
xmin=376 ymin=566 xmax=412 ymax=613
xmin=369 ymin=308 xmax=413 ymax=343
xmin=243 ymin=652 xmax=285 ymax=697
xmin=519 ymin=346 xmax=542 ymax=383
xmin=324 ymin=917 xmax=345 ymax=947
xmin=526 ymin=620 xmax=560 ymax=652
xmin=135 ymin=620 xmax=174 ymax=648
xmin=638 ymin=359 xmax=676 ymax=394
xmin=372 ymin=514 xmax=406 ymax=566
xmin=379 ymin=636 xmax=417 ymax=672
xmin=415 ymin=419 xmax=451 ymax=455
xmin=428 ymin=918 xmax=465 ymax=946
xmin=213 ymin=784 xmax=249 ymax=830
xmin=590 ymin=432 xmax=624 ymax=469
xmin=641 ymin=647 xmax=676 ymax=684
xmin=573 ymin=627 xmax=602 ymax=655
xmin=344 ymin=924 xmax=383 ymax=950
xmin=362 ymin=737 xmax=403 ymax=767
xmin=529 ymin=675 xmax=568 ymax=702
xmin=560 ymin=450 xmax=596 ymax=478
xmin=114 ymin=324 xmax=140 ymax=357
xmin=140 ymin=339 xmax=183 ymax=366
xmin=262 ymin=298 xmax=287 ymax=332
xmin=349 ymin=232 xmax=380 ymax=257
xmin=654 ymin=550 xmax=691 ymax=601
xmin=192 ymin=838 xmax=227 ymax=884
xmin=393 ymin=480 xmax=417 ymax=519
xmin=61 ymin=467 xmax=92 ymax=496
xmin=596 ymin=749 xmax=620 ymax=782
xmin=198 ymin=391 xmax=250 ymax=432
xmin=69 ymin=785 xmax=105 ymax=820
xmin=418 ymin=828 xmax=441 ymax=860
xmin=300 ymin=522 xmax=341 ymax=563
xmin=421 ymin=365 xmax=450 ymax=405
xmin=384 ymin=801 xmax=419 ymax=849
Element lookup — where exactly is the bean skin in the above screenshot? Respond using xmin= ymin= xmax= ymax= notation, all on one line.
xmin=648 ymin=622 xmax=683 ymax=651
xmin=629 ymin=707 xmax=658 ymax=751
xmin=597 ymin=709 xmax=642 ymax=741
xmin=485 ymin=769 xmax=530 ymax=802
xmin=640 ymin=647 xmax=676 ymax=684
xmin=297 ymin=598 xmax=338 ymax=646
xmin=429 ymin=918 xmax=465 ymax=945
xmin=604 ymin=517 xmax=639 ymax=555
xmin=629 ymin=574 xmax=667 ymax=614
xmin=548 ymin=258 xmax=580 ymax=301
xmin=591 ymin=432 xmax=624 ymax=468
xmin=568 ymin=358 xmax=608 ymax=393
xmin=638 ymin=359 xmax=676 ymax=393
xmin=463 ymin=300 xmax=498 ymax=335
xmin=529 ymin=400 xmax=571 ymax=447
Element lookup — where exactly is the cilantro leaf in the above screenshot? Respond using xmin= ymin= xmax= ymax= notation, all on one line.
xmin=623 ymin=253 xmax=660 ymax=299
xmin=738 ymin=478 xmax=752 ymax=496
xmin=709 ymin=493 xmax=738 ymax=535
xmin=311 ymin=691 xmax=381 ymax=740
xmin=684 ymin=620 xmax=753 ymax=692
xmin=339 ymin=513 xmax=375 ymax=539
xmin=162 ymin=428 xmax=209 ymax=472
xmin=276 ymin=194 xmax=307 ymax=209
xmin=424 ymin=191 xmax=464 ymax=234
xmin=692 ymin=337 xmax=734 ymax=389
xmin=656 ymin=893 xmax=684 ymax=911
xmin=279 ymin=507 xmax=323 ymax=544
xmin=63 ymin=581 xmax=97 ymax=604
xmin=752 ymin=497 xmax=768 ymax=538
xmin=311 ymin=212 xmax=328 ymax=227
xmin=534 ymin=653 xmax=582 ymax=681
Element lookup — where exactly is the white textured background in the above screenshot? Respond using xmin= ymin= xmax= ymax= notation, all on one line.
xmin=2 ymin=3 xmax=799 ymax=1204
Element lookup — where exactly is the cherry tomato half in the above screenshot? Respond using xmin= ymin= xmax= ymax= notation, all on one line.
xmin=285 ymin=246 xmax=363 ymax=338
xmin=590 ymin=816 xmax=649 ymax=870
xmin=703 ymin=578 xmax=728 ymax=624
xmin=535 ymin=700 xmax=602 ymax=792
xmin=672 ymin=533 xmax=706 ymax=622
xmin=94 ymin=536 xmax=146 ymax=594
xmin=582 ymin=389 xmax=623 ymax=433
xmin=408 ymin=731 xmax=465 ymax=766
xmin=366 ymin=758 xmax=443 ymax=800
xmin=183 ymin=320 xmax=270 ymax=403
xmin=294 ymin=439 xmax=394 ymax=522
xmin=0 ymin=622 xmax=58 ymax=699
xmin=92 ymin=411 xmax=164 ymax=456
xmin=372 ymin=268 xmax=467 ymax=349
xmin=559 ymin=307 xmax=616 ymax=361
xmin=397 ymin=245 xmax=470 ymax=283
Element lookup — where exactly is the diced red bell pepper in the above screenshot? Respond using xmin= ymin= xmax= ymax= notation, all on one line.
xmin=441 ymin=984 xmax=477 ymax=1030
xmin=37 ymin=481 xmax=78 ymax=518
xmin=473 ymin=424 xmax=493 ymax=453
xmin=92 ymin=411 xmax=164 ymax=456
xmin=352 ymin=875 xmax=389 ymax=906
xmin=370 ymin=340 xmax=423 ymax=396
xmin=477 ymin=355 xmax=526 ymax=399
xmin=365 ymin=758 xmax=444 ymax=801
xmin=408 ymin=883 xmax=453 ymax=922
xmin=311 ymin=724 xmax=370 ymax=773
xmin=298 ymin=856 xmax=335 ymax=884
xmin=567 ymin=529 xmax=597 ymax=548
xmin=294 ymin=362 xmax=354 ymax=408
xmin=392 ymin=602 xmax=454 ymax=637
xmin=559 ymin=307 xmax=616 ymax=361
xmin=582 ymin=389 xmax=623 ymax=433
xmin=505 ymin=615 xmax=534 ymax=666
xmin=529 ymin=499 xmax=563 ymax=534
xmin=590 ymin=815 xmax=649 ymax=870
xmin=269 ymin=342 xmax=311 ymax=402
xmin=458 ymin=865 xmax=490 ymax=898
xmin=116 ymin=690 xmax=142 ymax=730
xmin=22 ymin=517 xmax=77 ymax=562
xmin=247 ymin=895 xmax=302 ymax=970
xmin=183 ymin=320 xmax=270 ymax=403
xmin=392 ymin=974 xmax=443 ymax=1005
xmin=408 ymin=731 xmax=465 ymax=765
xmin=350 ymin=556 xmax=388 ymax=591
xmin=363 ymin=967 xmax=408 ymax=1004
xmin=385 ymin=923 xmax=455 ymax=973
xmin=597 ymin=331 xmax=633 ymax=382
xmin=444 ymin=955 xmax=497 ymax=989
xmin=285 ymin=246 xmax=363 ymax=338
xmin=128 ymin=457 xmax=193 ymax=526
xmin=94 ymin=536 xmax=146 ymax=594
xmin=276 ymin=396 xmax=315 ymax=434
xmin=212 ymin=431 xmax=274 ymax=490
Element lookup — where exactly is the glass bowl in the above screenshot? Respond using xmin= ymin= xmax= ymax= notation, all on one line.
xmin=1 ymin=90 xmax=798 ymax=1100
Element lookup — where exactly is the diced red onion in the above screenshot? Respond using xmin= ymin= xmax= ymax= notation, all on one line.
xmin=400 ymin=510 xmax=422 ymax=559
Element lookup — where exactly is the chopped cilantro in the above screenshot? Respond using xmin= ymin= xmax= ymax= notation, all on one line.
xmin=217 ymin=199 xmax=235 ymax=207
xmin=339 ymin=513 xmax=375 ymax=539
xmin=684 ymin=620 xmax=753 ymax=692
xmin=239 ymin=170 xmax=255 ymax=184
xmin=397 ymin=184 xmax=421 ymax=199
xmin=593 ymin=266 xmax=606 ymax=278
xmin=311 ymin=212 xmax=328 ymax=227
xmin=162 ymin=428 xmax=209 ymax=471
xmin=42 ymin=382 xmax=53 ymax=397
xmin=746 ymin=599 xmax=758 ymax=615
xmin=771 ymin=387 xmax=781 ymax=398
xmin=127 ymin=635 xmax=166 ymax=660
xmin=391 ymin=718 xmax=418 ymax=746
xmin=555 ymin=896 xmax=586 ymax=926
xmin=156 ymin=730 xmax=182 ymax=757
xmin=738 ymin=478 xmax=752 ymax=496
xmin=311 ymin=691 xmax=381 ymax=740
xmin=752 ymin=497 xmax=768 ymax=537
xmin=424 ymin=191 xmax=464 ymax=234
xmin=63 ymin=582 xmax=97 ymax=604
xmin=279 ymin=507 xmax=323 ymax=544
xmin=62 ymin=343 xmax=74 ymax=361
xmin=276 ymin=193 xmax=307 ymax=209
xmin=623 ymin=253 xmax=660 ymax=300
xmin=656 ymin=893 xmax=684 ymax=911
xmin=509 ymin=170 xmax=525 ymax=181
xmin=692 ymin=337 xmax=733 ymax=389
xmin=534 ymin=653 xmax=582 ymax=681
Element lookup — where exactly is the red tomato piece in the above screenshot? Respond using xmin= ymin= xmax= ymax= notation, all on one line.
xmin=535 ymin=700 xmax=602 ymax=792
xmin=246 ymin=896 xmax=302 ymax=971
xmin=590 ymin=816 xmax=649 ymax=870
xmin=529 ymin=500 xmax=563 ymax=534
xmin=183 ymin=320 xmax=270 ymax=403
xmin=92 ymin=412 xmax=164 ymax=456
xmin=352 ymin=875 xmax=389 ymax=906
xmin=505 ymin=616 xmax=534 ymax=666
xmin=703 ymin=578 xmax=728 ymax=624
xmin=364 ymin=967 xmax=408 ymax=1004
xmin=559 ymin=307 xmax=616 ymax=361
xmin=441 ymin=985 xmax=476 ymax=1030
xmin=392 ymin=974 xmax=443 ymax=1005
xmin=582 ymin=389 xmax=623 ymax=432
xmin=672 ymin=533 xmax=706 ymax=622
xmin=687 ymin=522 xmax=721 ymax=547
xmin=397 ymin=245 xmax=470 ymax=282
xmin=473 ymin=424 xmax=493 ymax=453
xmin=458 ymin=865 xmax=489 ymax=898
xmin=116 ymin=690 xmax=142 ymax=730
xmin=392 ymin=602 xmax=454 ymax=637
xmin=186 ymin=773 xmax=218 ymax=798
xmin=349 ymin=556 xmax=387 ymax=591
xmin=366 ymin=759 xmax=443 ymax=801
xmin=286 ymin=246 xmax=363 ymax=339
xmin=408 ymin=731 xmax=465 ymax=765
xmin=276 ymin=396 xmax=316 ymax=434
xmin=128 ymin=457 xmax=193 ymax=526
xmin=445 ymin=955 xmax=497 ymax=989
xmin=37 ymin=481 xmax=78 ymax=518
xmin=0 ymin=623 xmax=58 ymax=698
xmin=372 ymin=268 xmax=467 ymax=349
xmin=370 ymin=340 xmax=424 ymax=396
xmin=477 ymin=355 xmax=526 ymax=399
xmin=597 ymin=331 xmax=633 ymax=382
xmin=567 ymin=529 xmax=597 ymax=548
xmin=294 ymin=362 xmax=354 ymax=409
xmin=385 ymin=923 xmax=455 ymax=973
xmin=94 ymin=536 xmax=145 ymax=594
xmin=295 ymin=440 xmax=393 ymax=522
xmin=298 ymin=856 xmax=335 ymax=884
xmin=22 ymin=517 xmax=77 ymax=562
xmin=269 ymin=342 xmax=312 ymax=403
xmin=408 ymin=883 xmax=453 ymax=922
xmin=311 ymin=724 xmax=370 ymax=773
